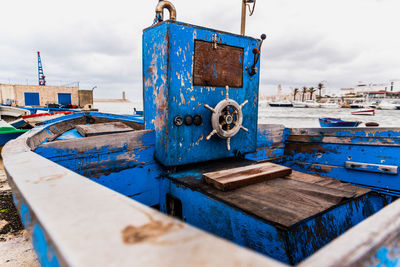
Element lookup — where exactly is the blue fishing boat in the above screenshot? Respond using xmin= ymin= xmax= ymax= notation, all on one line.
xmin=3 ymin=2 xmax=400 ymax=266
xmin=319 ymin=117 xmax=361 ymax=127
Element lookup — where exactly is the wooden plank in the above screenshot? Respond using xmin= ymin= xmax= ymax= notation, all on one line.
xmin=288 ymin=170 xmax=370 ymax=197
xmin=75 ymin=122 xmax=133 ymax=137
xmin=202 ymin=162 xmax=292 ymax=191
xmin=171 ymin=159 xmax=373 ymax=228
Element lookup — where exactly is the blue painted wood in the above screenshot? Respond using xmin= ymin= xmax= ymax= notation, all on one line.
xmin=143 ymin=21 xmax=261 ymax=166
xmin=56 ymin=128 xmax=83 ymax=140
xmin=285 ymin=128 xmax=400 ymax=196
xmin=57 ymin=93 xmax=72 ymax=106
xmin=24 ymin=92 xmax=40 ymax=106
xmin=160 ymin=176 xmax=387 ymax=265
xmin=245 ymin=124 xmax=287 ymax=161
xmin=0 ymin=131 xmax=27 ymax=146
xmin=32 ymin=224 xmax=61 ymax=267
xmin=11 ymin=194 xmax=61 ymax=266
xmin=35 ymin=130 xmax=163 ymax=207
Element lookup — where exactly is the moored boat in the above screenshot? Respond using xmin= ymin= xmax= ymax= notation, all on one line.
xmin=3 ymin=2 xmax=400 ymax=267
xmin=21 ymin=111 xmax=75 ymax=127
xmin=378 ymin=100 xmax=399 ymax=110
xmin=351 ymin=109 xmax=375 ymax=116
xmin=268 ymin=100 xmax=293 ymax=107
xmin=304 ymin=100 xmax=320 ymax=108
xmin=319 ymin=117 xmax=361 ymax=127
xmin=319 ymin=102 xmax=340 ymax=109
xmin=0 ymin=120 xmax=28 ymax=147
xmin=0 ymin=105 xmax=30 ymax=122
xmin=349 ymin=99 xmax=366 ymax=109
xmin=292 ymin=101 xmax=307 ymax=108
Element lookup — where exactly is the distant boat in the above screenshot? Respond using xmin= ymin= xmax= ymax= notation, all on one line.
xmin=268 ymin=100 xmax=293 ymax=107
xmin=21 ymin=111 xmax=75 ymax=127
xmin=350 ymin=103 xmax=365 ymax=109
xmin=0 ymin=106 xmax=30 ymax=122
xmin=305 ymin=100 xmax=320 ymax=108
xmin=320 ymin=102 xmax=340 ymax=109
xmin=319 ymin=118 xmax=361 ymax=128
xmin=351 ymin=109 xmax=375 ymax=116
xmin=349 ymin=100 xmax=366 ymax=109
xmin=292 ymin=101 xmax=307 ymax=108
xmin=0 ymin=120 xmax=28 ymax=146
xmin=366 ymin=102 xmax=378 ymax=109
xmin=378 ymin=101 xmax=398 ymax=110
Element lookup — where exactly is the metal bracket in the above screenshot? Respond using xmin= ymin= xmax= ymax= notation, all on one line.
xmin=345 ymin=161 xmax=398 ymax=175
xmin=212 ymin=34 xmax=218 ymax=50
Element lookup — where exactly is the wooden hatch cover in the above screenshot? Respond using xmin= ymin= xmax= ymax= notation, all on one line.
xmin=202 ymin=162 xmax=292 ymax=191
xmin=75 ymin=122 xmax=134 ymax=137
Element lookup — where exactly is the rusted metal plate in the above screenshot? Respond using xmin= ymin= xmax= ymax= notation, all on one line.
xmin=193 ymin=40 xmax=243 ymax=88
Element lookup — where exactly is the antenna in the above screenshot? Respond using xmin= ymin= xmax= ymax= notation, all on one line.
xmin=241 ymin=0 xmax=257 ymax=35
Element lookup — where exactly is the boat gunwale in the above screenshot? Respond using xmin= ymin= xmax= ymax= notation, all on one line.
xmin=2 ymin=113 xmax=400 ymax=266
xmin=1 ymin=113 xmax=283 ymax=267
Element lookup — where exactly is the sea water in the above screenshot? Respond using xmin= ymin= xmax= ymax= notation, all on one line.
xmin=94 ymin=101 xmax=400 ymax=128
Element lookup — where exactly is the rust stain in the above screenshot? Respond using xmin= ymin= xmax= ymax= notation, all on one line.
xmin=33 ymin=173 xmax=66 ymax=184
xmin=122 ymin=215 xmax=183 ymax=245
xmin=285 ymin=143 xmax=337 ymax=155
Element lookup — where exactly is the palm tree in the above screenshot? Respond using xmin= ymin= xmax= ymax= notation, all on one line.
xmin=301 ymin=87 xmax=307 ymax=102
xmin=317 ymin=82 xmax=324 ymax=98
xmin=309 ymin=87 xmax=316 ymax=100
xmin=293 ymin=88 xmax=299 ymax=101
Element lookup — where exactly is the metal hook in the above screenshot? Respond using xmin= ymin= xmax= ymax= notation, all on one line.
xmin=247 ymin=0 xmax=256 ymax=16
xmin=154 ymin=1 xmax=177 ymax=24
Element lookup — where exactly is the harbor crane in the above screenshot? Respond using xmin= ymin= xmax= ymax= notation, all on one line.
xmin=37 ymin=51 xmax=46 ymax=86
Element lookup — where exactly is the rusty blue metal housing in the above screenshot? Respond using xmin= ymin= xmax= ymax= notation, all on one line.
xmin=143 ymin=21 xmax=261 ymax=166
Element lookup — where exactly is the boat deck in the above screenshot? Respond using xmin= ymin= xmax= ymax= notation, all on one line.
xmin=168 ymin=159 xmax=371 ymax=229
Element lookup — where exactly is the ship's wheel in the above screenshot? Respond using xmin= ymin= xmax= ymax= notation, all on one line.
xmin=204 ymin=86 xmax=249 ymax=151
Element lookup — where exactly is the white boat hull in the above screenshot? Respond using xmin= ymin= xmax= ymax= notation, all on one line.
xmin=351 ymin=109 xmax=375 ymax=116
xmin=292 ymin=102 xmax=307 ymax=108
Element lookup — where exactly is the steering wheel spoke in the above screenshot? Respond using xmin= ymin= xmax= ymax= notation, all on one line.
xmin=240 ymin=100 xmax=248 ymax=108
xmin=240 ymin=125 xmax=249 ymax=132
xmin=204 ymin=104 xmax=216 ymax=113
xmin=203 ymin=85 xmax=249 ymax=151
xmin=206 ymin=129 xmax=217 ymax=140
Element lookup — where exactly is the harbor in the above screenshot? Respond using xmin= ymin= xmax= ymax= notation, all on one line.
xmin=1 ymin=0 xmax=400 ymax=266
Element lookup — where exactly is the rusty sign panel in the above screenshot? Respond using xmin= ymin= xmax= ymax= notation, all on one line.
xmin=193 ymin=40 xmax=243 ymax=88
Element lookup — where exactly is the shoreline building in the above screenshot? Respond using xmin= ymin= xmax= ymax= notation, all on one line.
xmin=0 ymin=84 xmax=93 ymax=107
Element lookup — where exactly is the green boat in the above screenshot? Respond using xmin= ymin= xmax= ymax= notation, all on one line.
xmin=0 ymin=120 xmax=28 ymax=147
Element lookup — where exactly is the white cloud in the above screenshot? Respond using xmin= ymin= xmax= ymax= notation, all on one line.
xmin=1 ymin=0 xmax=399 ymax=98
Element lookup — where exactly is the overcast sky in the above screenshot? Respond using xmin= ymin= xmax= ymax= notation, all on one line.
xmin=1 ymin=0 xmax=399 ymax=99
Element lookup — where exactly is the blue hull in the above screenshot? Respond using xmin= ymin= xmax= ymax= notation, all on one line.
xmin=319 ymin=118 xmax=361 ymax=127
xmin=0 ymin=132 xmax=26 ymax=146
xmin=4 ymin=112 xmax=400 ymax=267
